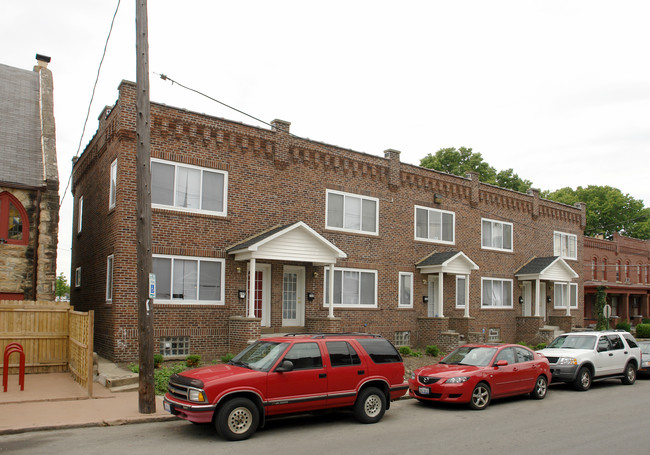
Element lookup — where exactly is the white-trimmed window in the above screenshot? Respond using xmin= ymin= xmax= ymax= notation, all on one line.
xmin=75 ymin=267 xmax=81 ymax=288
xmin=553 ymin=231 xmax=577 ymax=260
xmin=326 ymin=190 xmax=378 ymax=235
xmin=109 ymin=159 xmax=117 ymax=209
xmin=324 ymin=267 xmax=377 ymax=308
xmin=106 ymin=254 xmax=114 ymax=302
xmin=481 ymin=278 xmax=513 ymax=308
xmin=152 ymin=255 xmax=225 ymax=304
xmin=481 ymin=219 xmax=512 ymax=251
xmin=554 ymin=282 xmax=578 ymax=309
xmin=77 ymin=195 xmax=83 ymax=234
xmin=414 ymin=206 xmax=455 ymax=244
xmin=398 ymin=272 xmax=413 ymax=308
xmin=456 ymin=276 xmax=466 ymax=308
xmin=151 ymin=158 xmax=228 ymax=216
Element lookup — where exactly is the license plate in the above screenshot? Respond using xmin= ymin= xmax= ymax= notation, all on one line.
xmin=418 ymin=386 xmax=429 ymax=395
xmin=164 ymin=402 xmax=171 ymax=413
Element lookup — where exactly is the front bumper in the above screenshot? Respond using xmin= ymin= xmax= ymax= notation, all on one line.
xmin=407 ymin=379 xmax=470 ymax=403
xmin=548 ymin=364 xmax=579 ymax=382
xmin=163 ymin=395 xmax=217 ymax=423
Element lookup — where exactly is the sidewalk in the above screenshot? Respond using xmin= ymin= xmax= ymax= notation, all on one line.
xmin=0 ymin=361 xmax=175 ymax=435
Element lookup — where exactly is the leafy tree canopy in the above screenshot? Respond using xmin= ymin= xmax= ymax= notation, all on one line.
xmin=543 ymin=185 xmax=650 ymax=239
xmin=420 ymin=147 xmax=532 ymax=193
xmin=56 ymin=273 xmax=70 ymax=300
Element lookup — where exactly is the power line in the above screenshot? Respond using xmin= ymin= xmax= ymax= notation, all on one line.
xmin=60 ymin=0 xmax=122 ymax=207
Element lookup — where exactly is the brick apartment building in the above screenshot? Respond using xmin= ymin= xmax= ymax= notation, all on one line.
xmin=71 ymin=80 xmax=586 ymax=363
xmin=0 ymin=56 xmax=59 ymax=301
xmin=583 ymin=233 xmax=650 ymax=326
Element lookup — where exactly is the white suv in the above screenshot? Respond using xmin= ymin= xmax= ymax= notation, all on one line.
xmin=537 ymin=331 xmax=641 ymax=391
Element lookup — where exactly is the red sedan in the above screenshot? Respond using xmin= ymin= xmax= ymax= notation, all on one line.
xmin=408 ymin=344 xmax=550 ymax=410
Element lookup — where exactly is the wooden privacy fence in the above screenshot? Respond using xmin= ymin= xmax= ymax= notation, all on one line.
xmin=0 ymin=300 xmax=94 ymax=395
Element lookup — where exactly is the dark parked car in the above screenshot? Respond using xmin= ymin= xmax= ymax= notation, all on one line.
xmin=163 ymin=333 xmax=407 ymax=440
xmin=408 ymin=344 xmax=550 ymax=410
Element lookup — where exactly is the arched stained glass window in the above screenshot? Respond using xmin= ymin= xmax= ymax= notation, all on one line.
xmin=0 ymin=192 xmax=29 ymax=245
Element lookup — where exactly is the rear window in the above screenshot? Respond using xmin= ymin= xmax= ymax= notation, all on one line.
xmin=357 ymin=338 xmax=402 ymax=364
xmin=623 ymin=334 xmax=638 ymax=349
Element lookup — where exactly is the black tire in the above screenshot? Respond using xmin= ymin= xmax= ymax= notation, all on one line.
xmin=621 ymin=363 xmax=637 ymax=385
xmin=353 ymin=387 xmax=386 ymax=423
xmin=573 ymin=366 xmax=592 ymax=391
xmin=215 ymin=397 xmax=259 ymax=441
xmin=468 ymin=383 xmax=491 ymax=410
xmin=530 ymin=375 xmax=548 ymax=399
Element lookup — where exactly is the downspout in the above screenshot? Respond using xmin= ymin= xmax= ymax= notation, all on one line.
xmin=32 ymin=189 xmax=42 ymax=301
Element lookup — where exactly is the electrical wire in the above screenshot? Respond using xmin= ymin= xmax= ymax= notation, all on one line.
xmin=60 ymin=0 xmax=122 ymax=207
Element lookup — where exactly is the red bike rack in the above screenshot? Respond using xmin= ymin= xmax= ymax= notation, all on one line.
xmin=3 ymin=342 xmax=25 ymax=392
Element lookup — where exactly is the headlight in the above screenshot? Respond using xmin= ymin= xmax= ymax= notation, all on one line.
xmin=556 ymin=357 xmax=578 ymax=366
xmin=410 ymin=372 xmax=416 ymax=380
xmin=445 ymin=376 xmax=470 ymax=384
xmin=188 ymin=388 xmax=207 ymax=402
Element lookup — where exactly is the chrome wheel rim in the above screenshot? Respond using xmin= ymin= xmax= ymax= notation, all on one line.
xmin=364 ymin=394 xmax=382 ymax=418
xmin=580 ymin=371 xmax=590 ymax=388
xmin=472 ymin=386 xmax=489 ymax=408
xmin=227 ymin=406 xmax=253 ymax=434
xmin=626 ymin=366 xmax=635 ymax=382
xmin=536 ymin=378 xmax=547 ymax=397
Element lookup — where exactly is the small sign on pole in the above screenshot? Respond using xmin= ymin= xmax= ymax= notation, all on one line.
xmin=149 ymin=273 xmax=156 ymax=298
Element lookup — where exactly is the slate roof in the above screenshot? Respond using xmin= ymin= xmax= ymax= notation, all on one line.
xmin=416 ymin=250 xmax=461 ymax=267
xmin=0 ymin=63 xmax=45 ymax=187
xmin=515 ymin=256 xmax=559 ymax=275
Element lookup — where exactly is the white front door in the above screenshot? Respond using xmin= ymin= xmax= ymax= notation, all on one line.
xmin=282 ymin=266 xmax=305 ymax=327
xmin=247 ymin=263 xmax=271 ymax=327
xmin=427 ymin=277 xmax=438 ymax=317
xmin=522 ymin=282 xmax=532 ymax=317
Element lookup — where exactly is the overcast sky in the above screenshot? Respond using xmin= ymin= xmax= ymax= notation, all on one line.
xmin=2 ymin=0 xmax=649 ymax=280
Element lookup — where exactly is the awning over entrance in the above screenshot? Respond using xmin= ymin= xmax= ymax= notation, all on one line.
xmin=227 ymin=221 xmax=347 ymax=264
xmin=416 ymin=250 xmax=479 ymax=275
xmin=515 ymin=256 xmax=578 ymax=282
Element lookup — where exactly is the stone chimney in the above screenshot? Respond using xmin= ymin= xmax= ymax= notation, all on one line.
xmin=384 ymin=149 xmax=401 ymax=189
xmin=271 ymin=119 xmax=291 ymax=168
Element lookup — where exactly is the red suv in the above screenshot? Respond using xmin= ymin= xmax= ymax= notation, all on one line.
xmin=163 ymin=333 xmax=407 ymax=440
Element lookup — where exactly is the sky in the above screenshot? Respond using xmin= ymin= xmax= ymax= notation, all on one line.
xmin=2 ymin=0 xmax=649 ymax=281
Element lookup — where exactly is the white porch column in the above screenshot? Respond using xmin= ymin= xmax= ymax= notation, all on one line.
xmin=534 ymin=278 xmax=541 ymax=317
xmin=464 ymin=274 xmax=470 ymax=318
xmin=328 ymin=263 xmax=335 ymax=318
xmin=437 ymin=272 xmax=444 ymax=318
xmin=248 ymin=258 xmax=256 ymax=318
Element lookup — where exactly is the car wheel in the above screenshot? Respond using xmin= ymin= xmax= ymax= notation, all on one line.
xmin=573 ymin=367 xmax=592 ymax=391
xmin=530 ymin=375 xmax=548 ymax=399
xmin=215 ymin=397 xmax=259 ymax=441
xmin=621 ymin=363 xmax=637 ymax=385
xmin=469 ymin=383 xmax=491 ymax=410
xmin=354 ymin=387 xmax=386 ymax=423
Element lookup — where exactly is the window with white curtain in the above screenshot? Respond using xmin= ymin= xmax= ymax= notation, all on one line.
xmin=554 ymin=282 xmax=578 ymax=309
xmin=553 ymin=231 xmax=577 ymax=260
xmin=151 ymin=159 xmax=227 ymax=216
xmin=414 ymin=206 xmax=455 ymax=244
xmin=481 ymin=219 xmax=513 ymax=251
xmin=109 ymin=159 xmax=117 ymax=209
xmin=106 ymin=254 xmax=114 ymax=302
xmin=324 ymin=267 xmax=377 ymax=307
xmin=481 ymin=278 xmax=512 ymax=308
xmin=398 ymin=272 xmax=413 ymax=308
xmin=152 ymin=255 xmax=225 ymax=304
xmin=326 ymin=190 xmax=378 ymax=235
xmin=456 ymin=276 xmax=466 ymax=308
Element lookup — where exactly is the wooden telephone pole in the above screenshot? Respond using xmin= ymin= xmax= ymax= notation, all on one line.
xmin=136 ymin=0 xmax=155 ymax=413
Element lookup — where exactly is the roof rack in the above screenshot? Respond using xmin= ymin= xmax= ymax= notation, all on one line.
xmin=283 ymin=332 xmax=383 ymax=339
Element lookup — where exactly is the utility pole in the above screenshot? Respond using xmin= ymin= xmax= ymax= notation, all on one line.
xmin=136 ymin=0 xmax=155 ymax=413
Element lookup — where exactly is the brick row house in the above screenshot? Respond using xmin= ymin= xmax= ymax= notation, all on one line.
xmin=71 ymin=81 xmax=586 ymax=363
xmin=0 ymin=56 xmax=59 ymax=301
xmin=583 ymin=233 xmax=650 ymax=326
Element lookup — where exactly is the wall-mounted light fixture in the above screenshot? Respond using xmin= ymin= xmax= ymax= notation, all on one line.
xmin=422 ymin=279 xmax=428 ymax=285
xmin=518 ymin=296 xmax=524 ymax=304
xmin=434 ymin=193 xmax=443 ymax=204
xmin=236 ymin=267 xmax=242 ymax=274
xmin=313 ymin=271 xmax=319 ymax=278
xmin=423 ymin=296 xmax=429 ymax=304
xmin=546 ymin=296 xmax=552 ymax=303
xmin=306 ymin=292 xmax=315 ymax=301
xmin=238 ymin=290 xmax=246 ymax=300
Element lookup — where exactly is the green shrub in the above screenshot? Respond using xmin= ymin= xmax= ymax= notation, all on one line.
xmin=425 ymin=345 xmax=440 ymax=356
xmin=220 ymin=353 xmax=235 ymax=363
xmin=643 ymin=318 xmax=650 ymax=325
xmin=154 ymin=354 xmax=163 ymax=368
xmin=186 ymin=354 xmax=201 ymax=368
xmin=128 ymin=363 xmax=139 ymax=374
xmin=399 ymin=346 xmax=413 ymax=356
xmin=635 ymin=324 xmax=650 ymax=338
xmin=411 ymin=350 xmax=423 ymax=357
xmin=154 ymin=363 xmax=187 ymax=395
xmin=615 ymin=321 xmax=631 ymax=332
xmin=533 ymin=343 xmax=547 ymax=351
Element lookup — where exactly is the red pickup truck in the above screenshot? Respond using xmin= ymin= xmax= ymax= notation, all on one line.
xmin=163 ymin=333 xmax=407 ymax=440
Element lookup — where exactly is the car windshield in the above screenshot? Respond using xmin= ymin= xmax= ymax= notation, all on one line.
xmin=547 ymin=335 xmax=596 ymax=350
xmin=439 ymin=346 xmax=497 ymax=367
xmin=230 ymin=341 xmax=289 ymax=372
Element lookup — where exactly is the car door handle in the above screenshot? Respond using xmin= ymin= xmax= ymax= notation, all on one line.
xmin=357 ymin=370 xmax=365 ymax=375
xmin=319 ymin=373 xmax=327 ymax=378
xmin=609 ymin=353 xmax=614 ymax=356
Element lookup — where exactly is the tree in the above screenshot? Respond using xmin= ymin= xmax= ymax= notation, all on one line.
xmin=544 ymin=185 xmax=650 ymax=239
xmin=420 ymin=147 xmax=533 ymax=193
xmin=55 ymin=273 xmax=70 ymax=301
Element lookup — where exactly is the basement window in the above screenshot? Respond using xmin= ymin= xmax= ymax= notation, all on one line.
xmin=160 ymin=336 xmax=190 ymax=357
xmin=488 ymin=328 xmax=501 ymax=342
xmin=394 ymin=331 xmax=410 ymax=347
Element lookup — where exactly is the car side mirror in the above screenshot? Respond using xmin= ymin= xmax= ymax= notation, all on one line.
xmin=275 ymin=360 xmax=294 ymax=372
xmin=495 ymin=359 xmax=508 ymax=367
